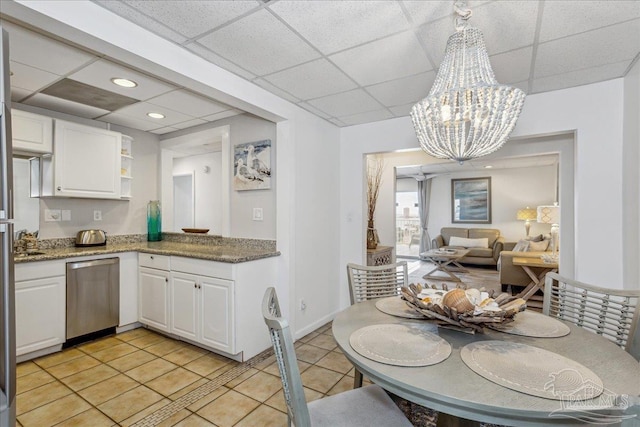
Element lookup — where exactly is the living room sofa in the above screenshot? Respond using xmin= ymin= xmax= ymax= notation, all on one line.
xmin=430 ymin=227 xmax=504 ymax=266
xmin=499 ymin=240 xmax=553 ymax=291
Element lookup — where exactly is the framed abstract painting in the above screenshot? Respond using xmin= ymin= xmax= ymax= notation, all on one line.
xmin=451 ymin=177 xmax=491 ymax=224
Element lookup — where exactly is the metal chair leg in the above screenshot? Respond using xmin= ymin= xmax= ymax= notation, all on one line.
xmin=354 ymin=368 xmax=363 ymax=388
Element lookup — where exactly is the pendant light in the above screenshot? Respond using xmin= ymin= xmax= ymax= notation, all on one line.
xmin=411 ymin=1 xmax=526 ymax=164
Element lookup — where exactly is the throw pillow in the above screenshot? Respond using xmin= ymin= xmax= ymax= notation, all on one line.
xmin=513 ymin=239 xmax=530 ymax=252
xmin=530 ymin=234 xmax=544 ymax=242
xmin=449 ymin=236 xmax=489 ymax=248
xmin=528 ymin=239 xmax=550 ymax=251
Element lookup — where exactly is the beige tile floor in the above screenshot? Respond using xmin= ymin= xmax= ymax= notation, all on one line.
xmin=16 ymin=322 xmax=364 ymax=427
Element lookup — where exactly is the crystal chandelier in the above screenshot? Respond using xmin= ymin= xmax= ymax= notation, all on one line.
xmin=411 ymin=1 xmax=526 ymax=163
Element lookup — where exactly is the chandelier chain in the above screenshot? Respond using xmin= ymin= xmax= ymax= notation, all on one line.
xmin=454 ymin=1 xmax=472 ymax=31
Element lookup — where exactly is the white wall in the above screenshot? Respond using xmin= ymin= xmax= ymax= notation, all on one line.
xmin=173 ymin=153 xmax=221 ymax=232
xmin=341 ymin=79 xmax=627 ymax=303
xmin=427 ymin=166 xmax=556 ymax=243
xmin=623 ymin=59 xmax=640 ymax=290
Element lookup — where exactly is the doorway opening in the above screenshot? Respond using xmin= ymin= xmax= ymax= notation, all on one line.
xmin=395 ymin=185 xmax=420 ymax=259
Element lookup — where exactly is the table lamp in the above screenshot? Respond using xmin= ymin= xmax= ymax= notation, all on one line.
xmin=537 ymin=203 xmax=560 ymax=260
xmin=516 ymin=207 xmax=536 ymax=238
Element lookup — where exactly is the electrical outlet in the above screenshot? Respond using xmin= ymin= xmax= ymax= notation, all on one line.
xmin=252 ymin=208 xmax=263 ymax=221
xmin=44 ymin=209 xmax=61 ymax=222
xmin=93 ymin=210 xmax=102 ymax=221
xmin=299 ymin=299 xmax=307 ymax=311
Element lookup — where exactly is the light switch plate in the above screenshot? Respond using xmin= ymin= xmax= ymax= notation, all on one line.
xmin=61 ymin=210 xmax=71 ymax=221
xmin=253 ymin=208 xmax=263 ymax=221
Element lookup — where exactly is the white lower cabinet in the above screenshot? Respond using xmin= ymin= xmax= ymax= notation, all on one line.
xmin=171 ymin=271 xmax=235 ymax=355
xmin=15 ymin=261 xmax=65 ymax=357
xmin=139 ymin=266 xmax=170 ymax=332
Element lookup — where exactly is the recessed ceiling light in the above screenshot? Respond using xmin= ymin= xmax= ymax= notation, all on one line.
xmin=484 ymin=165 xmax=493 ymax=169
xmin=147 ymin=112 xmax=165 ymax=119
xmin=111 ymin=77 xmax=138 ymax=88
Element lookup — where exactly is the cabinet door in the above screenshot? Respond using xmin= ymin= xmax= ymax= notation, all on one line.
xmin=16 ymin=276 xmax=65 ymax=356
xmin=200 ymin=277 xmax=235 ymax=354
xmin=53 ymin=119 xmax=121 ymax=199
xmin=12 ymin=109 xmax=53 ymax=154
xmin=170 ymin=272 xmax=199 ymax=341
xmin=139 ymin=267 xmax=170 ymax=332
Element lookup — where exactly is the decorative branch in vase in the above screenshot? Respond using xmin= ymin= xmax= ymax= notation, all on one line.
xmin=366 ymin=157 xmax=384 ymax=249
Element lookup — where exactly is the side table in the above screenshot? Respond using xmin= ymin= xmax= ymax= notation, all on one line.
xmin=366 ymin=245 xmax=393 ymax=266
xmin=512 ymin=256 xmax=558 ymax=310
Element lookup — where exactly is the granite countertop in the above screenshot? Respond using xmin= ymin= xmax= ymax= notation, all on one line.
xmin=14 ymin=240 xmax=280 ymax=264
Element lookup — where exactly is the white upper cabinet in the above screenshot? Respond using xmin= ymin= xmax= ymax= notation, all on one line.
xmin=11 ymin=109 xmax=53 ymax=154
xmin=52 ymin=119 xmax=121 ymax=199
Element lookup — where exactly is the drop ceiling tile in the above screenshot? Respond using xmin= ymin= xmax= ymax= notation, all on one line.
xmin=171 ymin=118 xmax=208 ymax=130
xmin=68 ymin=59 xmax=176 ymax=101
xmin=201 ymin=109 xmax=244 ymax=122
xmin=307 ymin=89 xmax=383 ymax=117
xmin=535 ymin=20 xmax=639 ymax=78
xmin=532 ymin=60 xmax=631 ymax=93
xmin=510 ymin=80 xmax=530 ymax=94
xmin=330 ymin=31 xmax=432 ymax=86
xmin=297 ymin=102 xmax=332 ymax=119
xmin=186 ymin=43 xmax=256 ymax=80
xmin=252 ymin=79 xmax=301 ymax=103
xmin=110 ymin=101 xmax=195 ymax=126
xmin=490 ymin=47 xmax=533 ymax=84
xmin=24 ymin=93 xmax=110 ymax=119
xmin=264 ymin=59 xmax=357 ymax=100
xmin=150 ymin=126 xmax=181 ymax=135
xmin=2 ymin=20 xmax=97 ymax=75
xmin=338 ymin=109 xmax=394 ymax=126
xmin=148 ymin=90 xmax=230 ymax=118
xmin=196 ymin=9 xmax=320 ymax=75
xmin=402 ymin=1 xmax=492 ymax=26
xmin=418 ymin=1 xmax=538 ymax=66
xmin=365 ymin=71 xmax=435 ymax=107
xmin=9 ymin=61 xmax=59 ymax=92
xmin=116 ymin=0 xmax=259 ymax=39
xmin=540 ymin=1 xmax=640 ymax=42
xmin=93 ymin=0 xmax=188 ymax=43
xmin=389 ymin=103 xmax=415 ymax=117
xmin=269 ymin=0 xmax=410 ymax=55
xmin=97 ymin=112 xmax=160 ymax=132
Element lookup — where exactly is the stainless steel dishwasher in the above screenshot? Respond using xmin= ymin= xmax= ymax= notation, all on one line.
xmin=66 ymin=258 xmax=119 ymax=340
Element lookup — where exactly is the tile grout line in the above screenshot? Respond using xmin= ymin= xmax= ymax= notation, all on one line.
xmin=131 ymin=348 xmax=276 ymax=427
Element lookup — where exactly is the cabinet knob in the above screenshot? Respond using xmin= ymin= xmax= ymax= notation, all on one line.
xmin=194 ymin=283 xmax=197 ymax=289
xmin=150 ymin=256 xmax=154 ymax=259
xmin=57 ymin=186 xmax=61 ymax=191
xmin=165 ymin=278 xmax=168 ymax=283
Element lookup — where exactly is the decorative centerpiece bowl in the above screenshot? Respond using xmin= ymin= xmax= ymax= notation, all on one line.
xmin=401 ymin=283 xmax=526 ymax=333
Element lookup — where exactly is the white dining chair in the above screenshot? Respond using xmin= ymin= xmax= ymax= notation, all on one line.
xmin=346 ymin=261 xmax=408 ymax=305
xmin=262 ymin=287 xmax=413 ymax=427
xmin=543 ymin=272 xmax=640 ymax=360
xmin=346 ymin=261 xmax=408 ymax=388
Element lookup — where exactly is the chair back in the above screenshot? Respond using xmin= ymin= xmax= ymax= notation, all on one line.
xmin=544 ymin=272 xmax=640 ymax=359
xmin=262 ymin=287 xmax=311 ymax=426
xmin=346 ymin=261 xmax=408 ymax=305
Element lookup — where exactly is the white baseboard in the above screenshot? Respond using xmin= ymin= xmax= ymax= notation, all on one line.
xmin=294 ymin=309 xmax=340 ymax=340
xmin=116 ymin=322 xmax=142 ymax=334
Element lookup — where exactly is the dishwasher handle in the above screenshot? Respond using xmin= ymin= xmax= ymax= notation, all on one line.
xmin=67 ymin=257 xmax=119 ymax=270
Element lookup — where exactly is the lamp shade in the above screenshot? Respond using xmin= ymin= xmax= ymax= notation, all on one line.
xmin=537 ymin=205 xmax=560 ymax=225
xmin=516 ymin=208 xmax=536 ymax=221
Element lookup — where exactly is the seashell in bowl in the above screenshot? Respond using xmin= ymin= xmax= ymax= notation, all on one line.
xmin=442 ymin=288 xmax=474 ymax=313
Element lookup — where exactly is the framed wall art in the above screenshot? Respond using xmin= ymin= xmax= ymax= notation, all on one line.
xmin=233 ymin=139 xmax=271 ymax=191
xmin=451 ymin=177 xmax=491 ymax=224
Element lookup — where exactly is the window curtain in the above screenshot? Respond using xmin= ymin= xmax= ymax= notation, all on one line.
xmin=417 ymin=176 xmax=434 ymax=255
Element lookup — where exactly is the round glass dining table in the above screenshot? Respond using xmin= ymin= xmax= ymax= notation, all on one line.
xmin=332 ymin=300 xmax=640 ymax=426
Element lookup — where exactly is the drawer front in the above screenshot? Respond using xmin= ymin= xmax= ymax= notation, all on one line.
xmin=171 ymin=256 xmax=233 ymax=280
xmin=15 ymin=260 xmax=65 ymax=282
xmin=138 ymin=253 xmax=170 ymax=270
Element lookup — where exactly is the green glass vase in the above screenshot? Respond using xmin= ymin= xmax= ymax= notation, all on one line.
xmin=147 ymin=200 xmax=162 ymax=242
